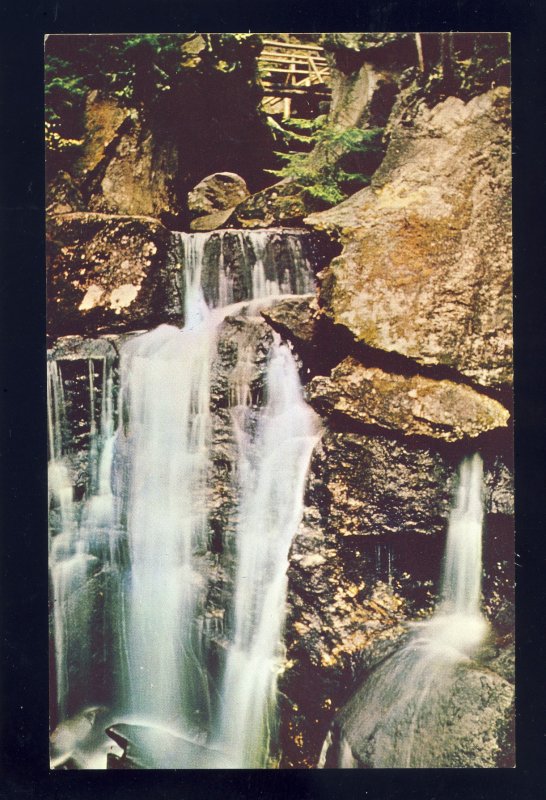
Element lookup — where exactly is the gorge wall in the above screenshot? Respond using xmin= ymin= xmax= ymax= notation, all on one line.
xmin=47 ymin=33 xmax=514 ymax=769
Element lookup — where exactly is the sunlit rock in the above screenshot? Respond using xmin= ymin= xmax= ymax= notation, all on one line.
xmin=307 ymin=87 xmax=512 ymax=389
xmin=187 ymin=172 xmax=250 ymax=219
xmin=47 ymin=212 xmax=172 ymax=335
xmin=307 ymin=356 xmax=510 ymax=442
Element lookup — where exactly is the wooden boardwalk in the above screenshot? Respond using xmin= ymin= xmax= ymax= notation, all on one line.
xmin=257 ymin=39 xmax=331 ymax=118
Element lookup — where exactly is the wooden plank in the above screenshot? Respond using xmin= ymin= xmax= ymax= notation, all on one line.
xmin=259 ymin=52 xmax=328 ymax=65
xmin=261 ymin=39 xmax=324 ymax=52
xmin=259 ymin=66 xmax=319 ymax=76
xmin=308 ymin=55 xmax=326 ymax=83
xmin=261 ymin=85 xmax=331 ymax=97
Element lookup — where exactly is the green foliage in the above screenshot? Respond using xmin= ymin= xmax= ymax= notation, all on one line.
xmin=45 ymin=33 xmax=261 ymax=161
xmin=268 ymin=117 xmax=384 ymax=206
xmin=45 ymin=56 xmax=87 ymax=156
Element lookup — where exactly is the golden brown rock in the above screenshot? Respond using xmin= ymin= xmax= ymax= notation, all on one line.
xmin=308 ymin=356 xmax=510 ymax=442
xmin=306 ymin=87 xmax=512 ymax=389
xmin=77 ymin=92 xmax=178 ymax=220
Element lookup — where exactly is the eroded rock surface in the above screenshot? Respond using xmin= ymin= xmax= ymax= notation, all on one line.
xmin=78 ymin=92 xmax=179 ymax=221
xmin=307 ymin=87 xmax=512 ymax=389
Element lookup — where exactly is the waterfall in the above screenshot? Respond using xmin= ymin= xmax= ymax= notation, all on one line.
xmin=216 ymin=338 xmax=320 ymax=767
xmin=48 ymin=354 xmax=117 ymax=723
xmin=323 ymin=453 xmax=488 ymax=769
xmin=48 ymin=228 xmax=318 ymax=768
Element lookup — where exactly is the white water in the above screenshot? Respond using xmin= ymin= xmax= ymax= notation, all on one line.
xmin=48 ymin=355 xmax=117 ymax=721
xmin=49 ymin=228 xmax=318 ymax=768
xmin=216 ymin=338 xmax=320 ymax=767
xmin=324 ymin=453 xmax=488 ymax=768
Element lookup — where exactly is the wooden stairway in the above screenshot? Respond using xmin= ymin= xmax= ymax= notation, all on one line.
xmin=257 ymin=39 xmax=331 ymax=118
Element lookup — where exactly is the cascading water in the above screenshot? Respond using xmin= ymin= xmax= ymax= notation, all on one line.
xmin=216 ymin=338 xmax=320 ymax=767
xmin=48 ymin=228 xmax=319 ymax=769
xmin=321 ymin=453 xmax=488 ymax=769
xmin=48 ymin=354 xmax=117 ymax=724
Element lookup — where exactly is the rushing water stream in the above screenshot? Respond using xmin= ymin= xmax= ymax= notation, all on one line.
xmin=48 ymin=229 xmax=319 ymax=768
xmin=319 ymin=453 xmax=488 ymax=768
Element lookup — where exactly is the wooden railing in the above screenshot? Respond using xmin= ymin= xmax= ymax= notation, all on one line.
xmin=257 ymin=39 xmax=331 ymax=117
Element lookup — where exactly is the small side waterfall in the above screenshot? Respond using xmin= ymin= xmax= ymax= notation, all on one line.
xmin=48 ymin=228 xmax=319 ymax=768
xmin=322 ymin=453 xmax=488 ymax=769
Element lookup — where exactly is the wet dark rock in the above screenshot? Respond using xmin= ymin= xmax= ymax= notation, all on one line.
xmin=47 ymin=212 xmax=176 ymax=336
xmin=47 ymin=170 xmax=85 ymax=215
xmin=315 ymin=430 xmax=454 ymax=538
xmin=261 ymin=295 xmax=318 ymax=350
xmin=49 ymin=335 xmax=117 ymax=362
xmin=485 ymin=457 xmax=514 ymax=516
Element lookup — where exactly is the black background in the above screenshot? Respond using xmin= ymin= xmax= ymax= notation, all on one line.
xmin=1 ymin=1 xmax=545 ymax=798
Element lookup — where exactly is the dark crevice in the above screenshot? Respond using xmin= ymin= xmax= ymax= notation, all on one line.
xmin=280 ymin=300 xmax=512 ymax=415
xmin=78 ymin=114 xmax=136 ymax=203
xmin=321 ymin=408 xmax=514 ymax=465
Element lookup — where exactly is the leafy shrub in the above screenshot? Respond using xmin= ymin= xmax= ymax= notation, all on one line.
xmin=268 ymin=116 xmax=385 ymax=205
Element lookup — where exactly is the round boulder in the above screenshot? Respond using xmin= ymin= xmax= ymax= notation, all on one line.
xmin=187 ymin=172 xmax=250 ymax=218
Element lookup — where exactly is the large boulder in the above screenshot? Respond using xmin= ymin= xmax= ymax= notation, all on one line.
xmin=332 ymin=653 xmax=514 ymax=767
xmin=308 ymin=357 xmax=510 ymax=443
xmin=78 ymin=92 xmax=179 ymax=221
xmin=230 ymin=179 xmax=320 ymax=229
xmin=47 ymin=212 xmax=176 ymax=336
xmin=306 ymin=87 xmax=512 ymax=389
xmin=187 ymin=172 xmax=250 ymax=217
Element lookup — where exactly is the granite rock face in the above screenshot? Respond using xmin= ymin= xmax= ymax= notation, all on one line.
xmin=307 ymin=87 xmax=512 ymax=389
xmin=333 ymin=652 xmax=514 ymax=768
xmin=307 ymin=357 xmax=510 ymax=443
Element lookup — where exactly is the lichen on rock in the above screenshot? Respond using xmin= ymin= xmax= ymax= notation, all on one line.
xmin=47 ymin=212 xmax=174 ymax=336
